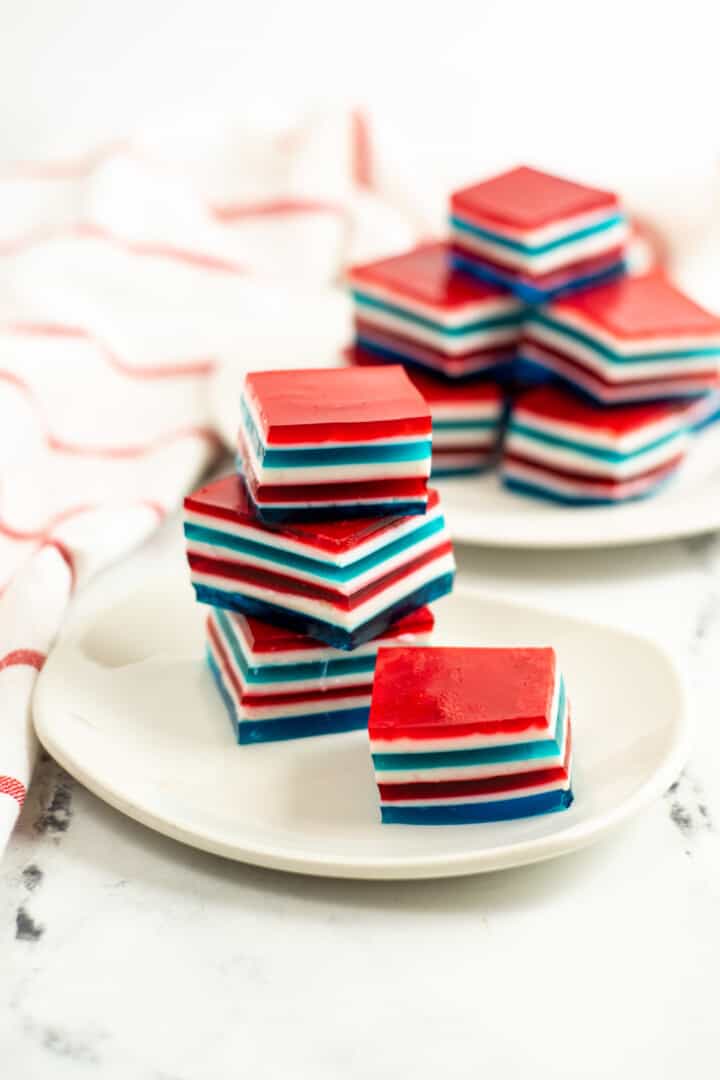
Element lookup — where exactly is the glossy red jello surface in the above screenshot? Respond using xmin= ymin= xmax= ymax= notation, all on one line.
xmin=244 ymin=366 xmax=431 ymax=445
xmin=369 ymin=646 xmax=557 ymax=740
xmin=348 ymin=241 xmax=511 ymax=309
xmin=451 ymin=166 xmax=619 ymax=232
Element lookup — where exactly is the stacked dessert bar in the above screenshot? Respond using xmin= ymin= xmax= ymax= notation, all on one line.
xmin=348 ymin=165 xmax=720 ymax=504
xmin=184 ymin=365 xmax=456 ymax=743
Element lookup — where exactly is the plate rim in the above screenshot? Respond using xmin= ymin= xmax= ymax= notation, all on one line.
xmin=33 ymin=583 xmax=692 ymax=880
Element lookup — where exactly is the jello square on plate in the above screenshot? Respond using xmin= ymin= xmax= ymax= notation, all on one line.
xmin=519 ymin=272 xmax=720 ymax=404
xmin=347 ymin=242 xmax=524 ymax=379
xmin=238 ymin=366 xmax=432 ymax=522
xmin=206 ymin=605 xmax=434 ymax=743
xmin=450 ymin=165 xmax=628 ymax=303
xmin=369 ymin=646 xmax=573 ymax=825
xmin=501 ymin=385 xmax=691 ymax=505
xmin=184 ymin=474 xmax=455 ymax=650
xmin=349 ymin=345 xmax=505 ymax=476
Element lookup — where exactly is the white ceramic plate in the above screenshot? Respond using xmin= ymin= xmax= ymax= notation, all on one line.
xmin=34 ymin=573 xmax=689 ymax=879
xmin=211 ymin=358 xmax=720 ymax=549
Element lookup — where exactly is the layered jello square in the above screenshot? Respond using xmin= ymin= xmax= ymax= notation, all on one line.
xmin=184 ymin=474 xmax=455 ymax=650
xmin=519 ymin=272 xmax=720 ymax=404
xmin=237 ymin=366 xmax=432 ymax=522
xmin=369 ymin=646 xmax=573 ymax=824
xmin=348 ymin=242 xmax=524 ymax=379
xmin=501 ymin=385 xmax=690 ymax=504
xmin=451 ymin=166 xmax=628 ymax=303
xmin=207 ymin=605 xmax=434 ymax=743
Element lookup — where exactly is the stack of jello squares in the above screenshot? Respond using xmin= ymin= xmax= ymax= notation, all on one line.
xmin=347 ymin=165 xmax=720 ymax=502
xmin=183 ymin=366 xmax=456 ymax=745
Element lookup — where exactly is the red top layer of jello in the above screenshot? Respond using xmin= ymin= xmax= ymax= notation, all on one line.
xmin=515 ymin=385 xmax=686 ymax=436
xmin=550 ymin=272 xmax=720 ymax=341
xmin=451 ymin=165 xmax=619 ymax=232
xmin=234 ymin=605 xmax=435 ymax=655
xmin=184 ymin=473 xmax=441 ymax=555
xmin=348 ymin=242 xmax=512 ymax=310
xmin=244 ymin=366 xmax=431 ymax=446
xmin=369 ymin=646 xmax=557 ymax=739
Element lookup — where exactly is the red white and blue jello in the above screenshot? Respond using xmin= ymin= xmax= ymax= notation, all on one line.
xmin=369 ymin=646 xmax=573 ymax=825
xmin=184 ymin=474 xmax=455 ymax=650
xmin=238 ymin=366 xmax=432 ymax=523
xmin=501 ymin=385 xmax=690 ymax=504
xmin=206 ymin=605 xmax=434 ymax=743
xmin=451 ymin=166 xmax=628 ymax=303
xmin=347 ymin=242 xmax=524 ymax=379
xmin=519 ymin=273 xmax=720 ymax=404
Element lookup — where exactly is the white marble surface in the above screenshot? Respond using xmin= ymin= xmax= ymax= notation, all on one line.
xmin=2 ymin=514 xmax=720 ymax=1079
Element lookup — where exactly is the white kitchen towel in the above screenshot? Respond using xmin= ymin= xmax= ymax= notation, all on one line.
xmin=0 ymin=106 xmax=420 ymax=854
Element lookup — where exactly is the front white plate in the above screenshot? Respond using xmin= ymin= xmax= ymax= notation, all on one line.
xmin=33 ymin=574 xmax=689 ymax=879
xmin=211 ymin=357 xmax=720 ymax=549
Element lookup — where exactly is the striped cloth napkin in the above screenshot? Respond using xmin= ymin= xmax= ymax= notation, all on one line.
xmin=0 ymin=105 xmax=419 ymax=854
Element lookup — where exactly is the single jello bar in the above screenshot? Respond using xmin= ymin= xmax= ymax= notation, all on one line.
xmin=369 ymin=646 xmax=573 ymax=825
xmin=237 ymin=366 xmax=432 ymax=522
xmin=184 ymin=474 xmax=455 ymax=650
xmin=347 ymin=242 xmax=524 ymax=379
xmin=501 ymin=385 xmax=689 ymax=505
xmin=519 ymin=272 xmax=720 ymax=404
xmin=450 ymin=165 xmax=628 ymax=303
xmin=206 ymin=605 xmax=434 ymax=743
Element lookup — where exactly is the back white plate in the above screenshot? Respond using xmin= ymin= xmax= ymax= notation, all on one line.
xmin=33 ymin=574 xmax=689 ymax=879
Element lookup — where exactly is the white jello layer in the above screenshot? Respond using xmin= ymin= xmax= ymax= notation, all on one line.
xmin=456 ymin=205 xmax=621 ymax=247
xmin=356 ymin=326 xmax=512 ymax=375
xmin=511 ymin=405 xmax=682 ymax=453
xmin=452 ymin=219 xmax=628 ymax=275
xmin=192 ymin=550 xmax=456 ymax=632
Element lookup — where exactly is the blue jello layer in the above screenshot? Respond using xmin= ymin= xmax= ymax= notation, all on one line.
xmin=194 ymin=571 xmax=455 ymax=651
xmin=373 ymin=680 xmax=566 ymax=772
xmin=502 ymin=475 xmax=672 ymax=507
xmin=208 ymin=651 xmax=369 ymax=743
xmin=452 ymin=252 xmax=628 ymax=305
xmin=380 ymin=788 xmax=574 ymax=824
xmin=185 ymin=514 xmax=445 ymax=587
xmin=351 ymin=289 xmax=525 ymax=337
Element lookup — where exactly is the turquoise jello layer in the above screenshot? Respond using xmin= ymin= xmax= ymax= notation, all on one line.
xmin=373 ymin=680 xmax=566 ymax=772
xmin=184 ymin=513 xmax=445 ymax=586
xmin=380 ymin=787 xmax=573 ymax=824
xmin=450 ymin=212 xmax=626 ymax=256
xmin=508 ymin=421 xmax=685 ymax=464
xmin=241 ymin=399 xmax=431 ymax=467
